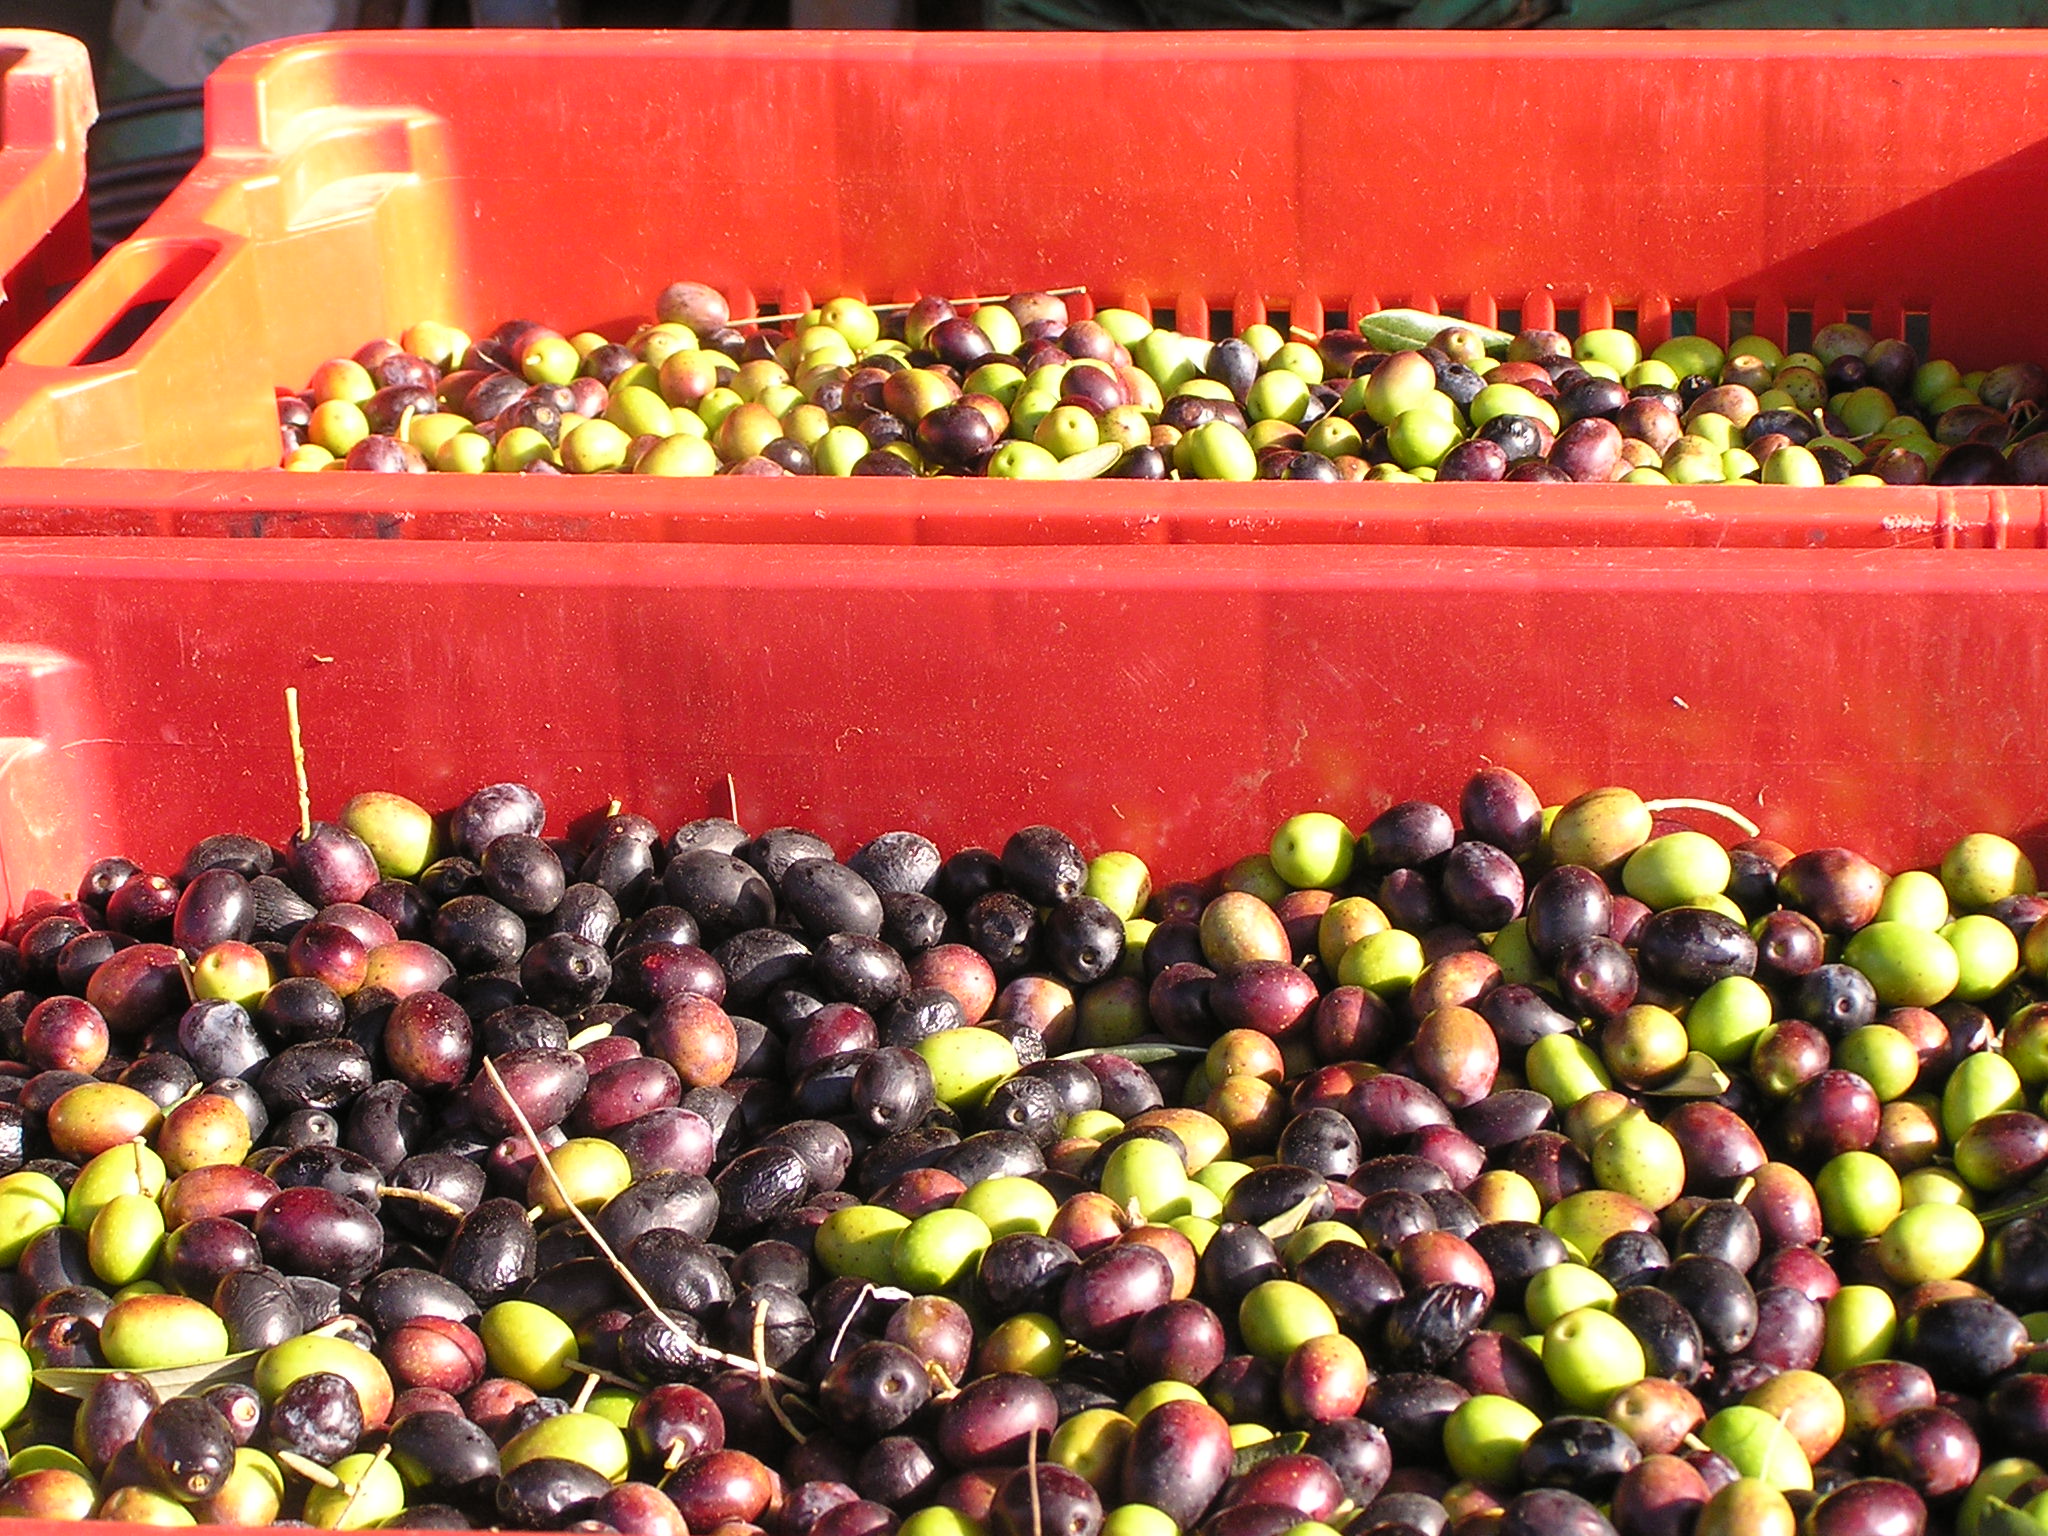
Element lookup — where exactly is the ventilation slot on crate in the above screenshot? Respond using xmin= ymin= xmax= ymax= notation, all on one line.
xmin=1208 ymin=308 xmax=1235 ymax=341
xmin=1906 ymin=312 xmax=1933 ymax=354
xmin=1785 ymin=310 xmax=1815 ymax=355
xmin=1554 ymin=308 xmax=1580 ymax=340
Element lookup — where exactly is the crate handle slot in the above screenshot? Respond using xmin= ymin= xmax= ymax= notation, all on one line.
xmin=10 ymin=236 xmax=219 ymax=369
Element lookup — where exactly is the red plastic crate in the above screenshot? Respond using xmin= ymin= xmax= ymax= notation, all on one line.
xmin=0 ymin=30 xmax=2044 ymax=544
xmin=0 ymin=31 xmax=94 ymax=360
xmin=0 ymin=539 xmax=2043 ymax=921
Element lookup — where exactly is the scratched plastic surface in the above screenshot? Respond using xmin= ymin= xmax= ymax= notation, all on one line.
xmin=0 ymin=32 xmax=94 ymax=358
xmin=0 ymin=31 xmax=2046 ymax=543
xmin=0 ymin=539 xmax=2044 ymax=924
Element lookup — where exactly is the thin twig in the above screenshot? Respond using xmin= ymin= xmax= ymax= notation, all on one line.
xmin=285 ymin=687 xmax=312 ymax=842
xmin=827 ymin=1282 xmax=874 ymax=1365
xmin=479 ymin=1056 xmax=805 ymax=1388
xmin=1027 ymin=1406 xmax=1044 ymax=1536
xmin=375 ymin=1185 xmax=469 ymax=1221
xmin=726 ymin=772 xmax=739 ymax=826
xmin=754 ymin=1298 xmax=807 ymax=1443
xmin=276 ymin=1451 xmax=343 ymax=1489
xmin=1642 ymin=797 xmax=1762 ymax=838
xmin=570 ymin=1367 xmax=599 ymax=1414
xmin=563 ymin=1359 xmax=643 ymax=1392
xmin=331 ymin=1440 xmax=392 ymax=1529
xmin=747 ymin=287 xmax=1086 ymax=326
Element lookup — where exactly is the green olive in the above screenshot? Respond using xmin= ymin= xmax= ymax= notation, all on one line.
xmin=1690 ymin=974 xmax=1772 ymax=1067
xmin=891 ymin=1207 xmax=993 ymax=1295
xmin=1336 ymin=930 xmax=1425 ymax=997
xmin=1842 ymin=920 xmax=1959 ymax=1008
xmin=1269 ymin=813 xmax=1355 ymax=891
xmin=1699 ymin=1406 xmax=1812 ymax=1491
xmin=528 ymin=1137 xmax=632 ymax=1220
xmin=1622 ymin=830 xmax=1732 ymax=910
xmin=501 ymin=1411 xmax=630 ymax=1482
xmin=1942 ymin=831 xmax=2037 ymax=911
xmin=914 ymin=1027 xmax=1019 ymax=1110
xmin=87 ymin=1191 xmax=165 ymax=1289
xmin=100 ymin=1294 xmax=228 ymax=1371
xmin=1238 ymin=1280 xmax=1338 ymax=1363
xmin=1543 ymin=1189 xmax=1654 ymax=1263
xmin=1944 ymin=913 xmax=2021 ymax=1002
xmin=1099 ymin=1139 xmax=1190 ymax=1224
xmin=955 ymin=1176 xmax=1059 ymax=1238
xmin=1815 ymin=1151 xmax=1903 ymax=1241
xmin=1543 ymin=1306 xmax=1646 ymax=1410
xmin=1944 ymin=1051 xmax=2027 ymax=1143
xmin=303 ymin=1452 xmax=406 ymax=1530
xmin=1525 ymin=1034 xmax=1614 ymax=1110
xmin=1876 ymin=1202 xmax=1984 ymax=1285
xmin=1048 ymin=1406 xmax=1134 ymax=1490
xmin=67 ymin=1143 xmax=167 ymax=1233
xmin=1876 ymin=869 xmax=1950 ymax=929
xmin=1835 ymin=1025 xmax=1920 ymax=1102
xmin=480 ymin=1300 xmax=580 ymax=1391
xmin=1523 ymin=1264 xmax=1615 ymax=1331
xmin=1591 ymin=1109 xmax=1686 ymax=1211
xmin=1442 ymin=1393 xmax=1544 ymax=1486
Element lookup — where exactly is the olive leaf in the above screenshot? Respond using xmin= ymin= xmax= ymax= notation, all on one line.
xmin=1051 ymin=443 xmax=1125 ymax=481
xmin=1231 ymin=1431 xmax=1310 ymax=1478
xmin=35 ymin=1349 xmax=261 ymax=1399
xmin=1359 ymin=308 xmax=1513 ymax=359
xmin=1257 ymin=1190 xmax=1324 ymax=1242
xmin=1642 ymin=1052 xmax=1732 ymax=1098
xmin=1056 ymin=1043 xmax=1207 ymax=1065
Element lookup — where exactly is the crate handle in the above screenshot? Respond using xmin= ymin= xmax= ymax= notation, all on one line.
xmin=8 ymin=235 xmax=220 ymax=370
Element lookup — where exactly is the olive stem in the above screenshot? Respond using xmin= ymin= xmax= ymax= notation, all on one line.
xmin=570 ymin=1365 xmax=600 ymax=1413
xmin=332 ymin=1439 xmax=393 ymax=1530
xmin=276 ymin=1450 xmax=344 ymax=1489
xmin=746 ymin=286 xmax=1085 ymax=327
xmin=754 ymin=1297 xmax=808 ymax=1444
xmin=563 ymin=1359 xmax=641 ymax=1392
xmin=928 ymin=1360 xmax=960 ymax=1403
xmin=176 ymin=952 xmax=196 ymax=1003
xmin=1026 ymin=1403 xmax=1044 ymax=1536
xmin=480 ymin=1056 xmax=807 ymax=1390
xmin=375 ymin=1185 xmax=470 ymax=1221
xmin=566 ymin=1020 xmax=616 ymax=1051
xmin=285 ymin=686 xmax=312 ymax=843
xmin=727 ymin=772 xmax=740 ymax=827
xmin=606 ymin=797 xmax=622 ymax=818
xmin=825 ymin=1282 xmax=874 ymax=1367
xmin=1641 ymin=798 xmax=1762 ymax=838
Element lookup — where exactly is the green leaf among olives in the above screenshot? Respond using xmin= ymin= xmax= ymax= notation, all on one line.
xmin=33 ymin=1349 xmax=260 ymax=1399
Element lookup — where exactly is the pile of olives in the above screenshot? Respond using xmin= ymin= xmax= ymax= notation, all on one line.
xmin=277 ymin=281 xmax=2048 ymax=485
xmin=8 ymin=771 xmax=2048 ymax=1536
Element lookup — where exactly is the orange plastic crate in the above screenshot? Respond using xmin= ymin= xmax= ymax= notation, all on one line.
xmin=0 ymin=31 xmax=95 ymax=360
xmin=0 ymin=30 xmax=2044 ymax=543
